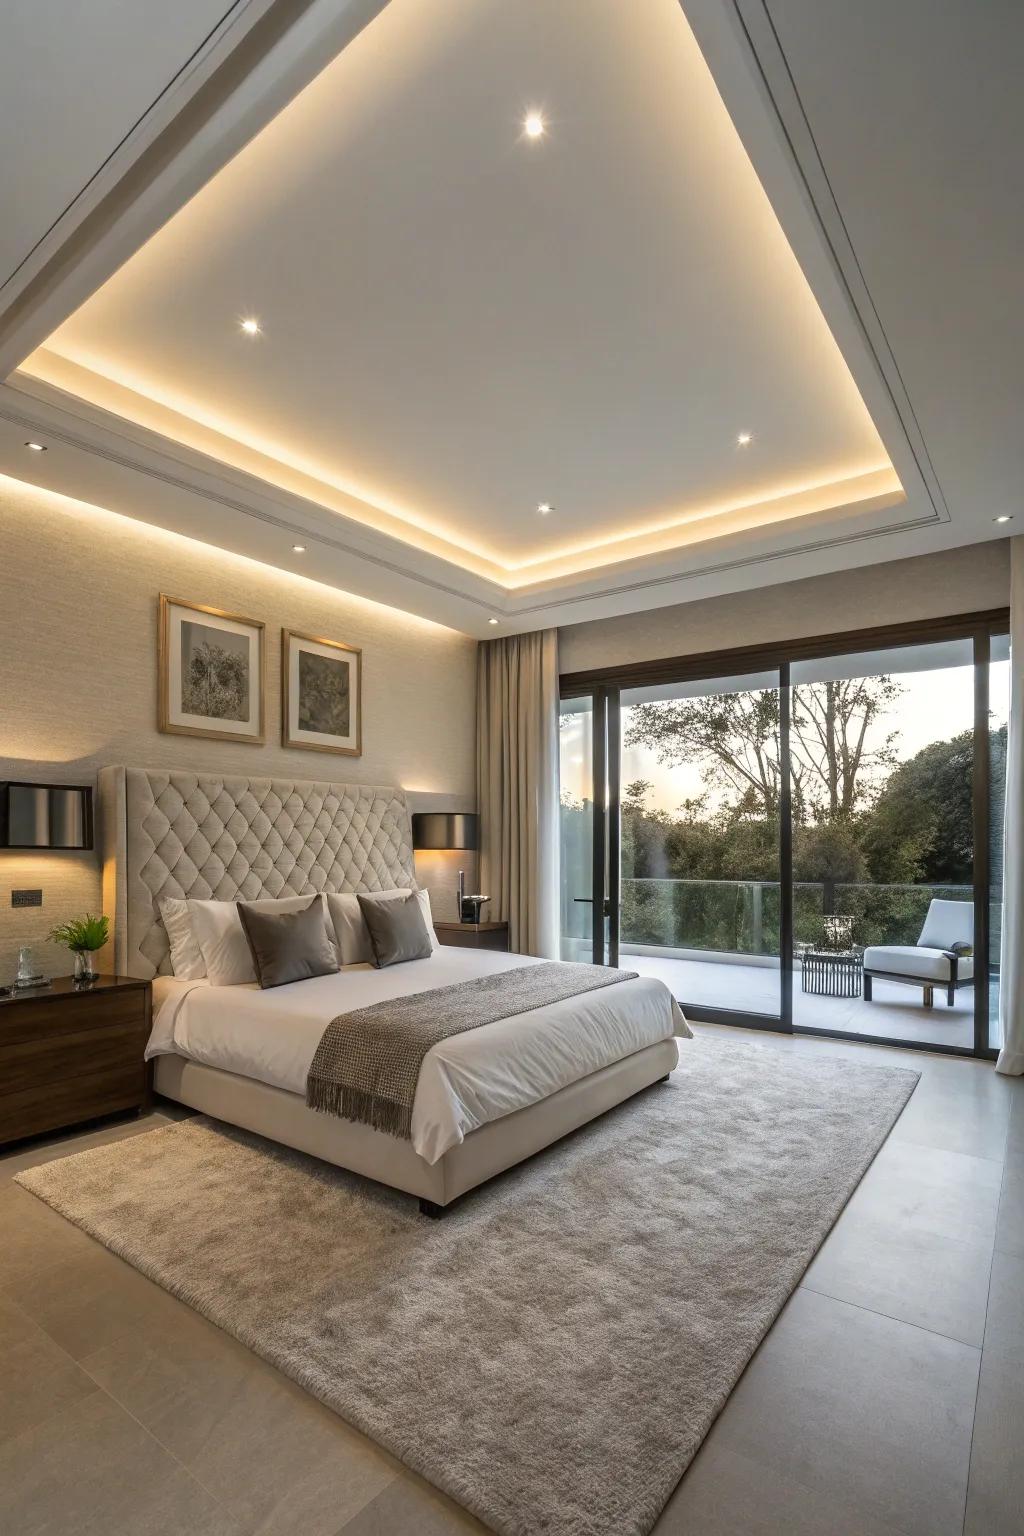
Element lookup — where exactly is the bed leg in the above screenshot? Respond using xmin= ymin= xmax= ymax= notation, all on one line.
xmin=419 ymin=1198 xmax=448 ymax=1218
xmin=657 ymin=1073 xmax=670 ymax=1083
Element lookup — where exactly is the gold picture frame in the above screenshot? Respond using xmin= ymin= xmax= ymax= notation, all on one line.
xmin=158 ymin=595 xmax=266 ymax=744
xmin=282 ymin=628 xmax=362 ymax=756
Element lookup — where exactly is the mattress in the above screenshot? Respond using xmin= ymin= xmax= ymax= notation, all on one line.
xmin=150 ymin=948 xmax=689 ymax=1164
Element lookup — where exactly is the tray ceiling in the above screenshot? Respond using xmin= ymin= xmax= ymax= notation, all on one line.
xmin=20 ymin=0 xmax=903 ymax=594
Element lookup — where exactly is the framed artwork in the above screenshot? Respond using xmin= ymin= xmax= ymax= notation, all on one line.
xmin=158 ymin=595 xmax=265 ymax=743
xmin=282 ymin=629 xmax=362 ymax=756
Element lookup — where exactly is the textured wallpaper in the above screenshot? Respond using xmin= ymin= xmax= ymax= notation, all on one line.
xmin=0 ymin=477 xmax=478 ymax=981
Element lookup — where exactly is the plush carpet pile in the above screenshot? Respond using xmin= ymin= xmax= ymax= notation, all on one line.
xmin=17 ymin=1038 xmax=918 ymax=1536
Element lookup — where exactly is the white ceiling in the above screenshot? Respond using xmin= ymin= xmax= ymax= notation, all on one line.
xmin=0 ymin=0 xmax=235 ymax=294
xmin=23 ymin=0 xmax=893 ymax=583
xmin=0 ymin=0 xmax=1016 ymax=636
xmin=760 ymin=0 xmax=1023 ymax=531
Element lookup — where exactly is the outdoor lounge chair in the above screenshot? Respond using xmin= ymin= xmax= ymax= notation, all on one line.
xmin=862 ymin=898 xmax=974 ymax=1008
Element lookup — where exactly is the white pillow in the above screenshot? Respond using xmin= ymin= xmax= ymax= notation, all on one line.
xmin=327 ymin=888 xmax=439 ymax=966
xmin=160 ymin=897 xmax=206 ymax=979
xmin=188 ymin=895 xmax=335 ymax=986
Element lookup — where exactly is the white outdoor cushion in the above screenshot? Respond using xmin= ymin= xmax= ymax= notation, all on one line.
xmin=159 ymin=898 xmax=206 ymax=980
xmin=918 ymin=898 xmax=974 ymax=951
xmin=327 ymin=889 xmax=439 ymax=965
xmin=863 ymin=945 xmax=974 ymax=983
xmin=188 ymin=896 xmax=336 ymax=986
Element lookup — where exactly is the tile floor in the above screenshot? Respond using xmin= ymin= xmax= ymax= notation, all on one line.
xmin=1 ymin=1027 xmax=1021 ymax=1536
xmin=626 ymin=952 xmax=979 ymax=1049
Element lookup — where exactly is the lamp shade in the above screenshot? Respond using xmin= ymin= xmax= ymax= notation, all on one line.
xmin=0 ymin=782 xmax=94 ymax=850
xmin=411 ymin=812 xmax=478 ymax=852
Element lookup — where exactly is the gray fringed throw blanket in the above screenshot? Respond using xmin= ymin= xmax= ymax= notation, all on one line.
xmin=306 ymin=961 xmax=638 ymax=1140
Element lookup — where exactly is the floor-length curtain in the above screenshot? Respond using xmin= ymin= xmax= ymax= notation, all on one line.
xmin=997 ymin=537 xmax=1024 ymax=1074
xmin=477 ymin=629 xmax=560 ymax=957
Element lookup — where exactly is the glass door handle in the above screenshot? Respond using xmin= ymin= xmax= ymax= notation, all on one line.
xmin=573 ymin=897 xmax=613 ymax=916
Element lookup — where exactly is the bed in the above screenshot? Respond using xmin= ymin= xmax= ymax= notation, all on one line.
xmin=99 ymin=766 xmax=687 ymax=1210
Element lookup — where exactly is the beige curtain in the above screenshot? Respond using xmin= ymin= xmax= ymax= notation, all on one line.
xmin=477 ymin=629 xmax=560 ymax=957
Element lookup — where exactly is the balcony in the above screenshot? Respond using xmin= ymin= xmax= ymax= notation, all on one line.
xmin=561 ymin=879 xmax=984 ymax=1049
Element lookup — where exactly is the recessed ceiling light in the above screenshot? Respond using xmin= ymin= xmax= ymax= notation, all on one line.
xmin=537 ymin=502 xmax=553 ymax=515
xmin=994 ymin=514 xmax=1013 ymax=524
xmin=488 ymin=618 xmax=500 ymax=626
xmin=523 ymin=112 xmax=545 ymax=139
xmin=737 ymin=431 xmax=753 ymax=446
xmin=292 ymin=543 xmax=306 ymax=552
xmin=240 ymin=317 xmax=262 ymax=336
xmin=24 ymin=441 xmax=47 ymax=452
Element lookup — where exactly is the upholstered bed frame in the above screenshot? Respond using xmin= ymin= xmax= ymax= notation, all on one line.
xmin=98 ymin=767 xmax=676 ymax=1210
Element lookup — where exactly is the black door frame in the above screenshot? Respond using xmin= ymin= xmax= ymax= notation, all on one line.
xmin=581 ymin=685 xmax=622 ymax=968
xmin=562 ymin=609 xmax=1009 ymax=1060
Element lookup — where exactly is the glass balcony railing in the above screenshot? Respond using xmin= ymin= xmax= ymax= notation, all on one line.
xmin=561 ymin=878 xmax=973 ymax=962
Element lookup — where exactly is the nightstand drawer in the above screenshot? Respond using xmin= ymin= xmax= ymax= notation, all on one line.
xmin=434 ymin=922 xmax=509 ymax=952
xmin=0 ymin=975 xmax=152 ymax=1146
xmin=0 ymin=988 xmax=145 ymax=1045
xmin=0 ymin=1023 xmax=148 ymax=1096
xmin=0 ymin=1064 xmax=146 ymax=1145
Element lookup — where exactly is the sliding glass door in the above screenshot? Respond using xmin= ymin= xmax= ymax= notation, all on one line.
xmin=559 ymin=672 xmax=787 ymax=1029
xmin=616 ymin=670 xmax=785 ymax=1026
xmin=560 ymin=612 xmax=1009 ymax=1057
xmin=789 ymin=638 xmax=976 ymax=1050
xmin=559 ymin=696 xmax=597 ymax=964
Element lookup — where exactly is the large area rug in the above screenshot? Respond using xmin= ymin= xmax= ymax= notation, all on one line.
xmin=17 ymin=1038 xmax=917 ymax=1536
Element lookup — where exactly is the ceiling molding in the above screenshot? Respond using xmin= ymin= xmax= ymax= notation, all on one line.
xmin=0 ymin=0 xmax=390 ymax=376
xmin=1 ymin=0 xmax=988 ymax=640
xmin=0 ymin=375 xmax=506 ymax=622
xmin=2 ymin=364 xmax=981 ymax=638
xmin=685 ymin=0 xmax=951 ymax=525
xmin=1 ymin=1 xmax=271 ymax=306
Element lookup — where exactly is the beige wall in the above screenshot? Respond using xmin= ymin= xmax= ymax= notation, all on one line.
xmin=559 ymin=542 xmax=1011 ymax=674
xmin=0 ymin=477 xmax=478 ymax=979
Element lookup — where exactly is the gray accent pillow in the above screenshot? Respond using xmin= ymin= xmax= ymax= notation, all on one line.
xmin=356 ymin=890 xmax=432 ymax=968
xmin=237 ymin=895 xmax=339 ymax=989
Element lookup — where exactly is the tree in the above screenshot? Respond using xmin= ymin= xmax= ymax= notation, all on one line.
xmin=625 ymin=691 xmax=783 ymax=817
xmin=793 ymin=820 xmax=866 ymax=915
xmin=624 ymin=676 xmax=903 ymax=825
xmin=622 ymin=779 xmax=653 ymax=814
xmin=861 ymin=728 xmax=979 ymax=885
xmin=791 ymin=678 xmax=902 ymax=820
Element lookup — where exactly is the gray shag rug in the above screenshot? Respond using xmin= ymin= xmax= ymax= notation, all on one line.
xmin=17 ymin=1038 xmax=917 ymax=1536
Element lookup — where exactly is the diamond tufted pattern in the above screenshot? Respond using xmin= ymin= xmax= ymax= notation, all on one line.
xmin=113 ymin=770 xmax=416 ymax=977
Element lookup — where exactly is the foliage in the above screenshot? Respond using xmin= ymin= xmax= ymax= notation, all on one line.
xmin=49 ymin=913 xmax=109 ymax=953
xmin=626 ymin=691 xmax=784 ymax=816
xmin=860 ymin=728 xmax=980 ymax=885
xmin=791 ymin=678 xmax=902 ymax=819
xmin=297 ymin=652 xmax=350 ymax=735
xmin=183 ymin=640 xmax=247 ymax=722
xmin=561 ymin=705 xmax=979 ymax=957
xmin=624 ymin=677 xmax=903 ymax=824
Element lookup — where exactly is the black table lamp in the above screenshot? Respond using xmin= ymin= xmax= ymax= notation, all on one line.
xmin=411 ymin=812 xmax=486 ymax=922
xmin=0 ymin=782 xmax=94 ymax=850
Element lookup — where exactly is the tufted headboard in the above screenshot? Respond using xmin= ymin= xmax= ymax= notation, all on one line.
xmin=98 ymin=767 xmax=417 ymax=979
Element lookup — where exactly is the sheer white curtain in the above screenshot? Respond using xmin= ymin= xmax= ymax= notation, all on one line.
xmin=997 ymin=538 xmax=1024 ymax=1075
xmin=476 ymin=629 xmax=560 ymax=958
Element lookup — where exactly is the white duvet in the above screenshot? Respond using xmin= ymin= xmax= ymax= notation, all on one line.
xmin=149 ymin=948 xmax=688 ymax=1164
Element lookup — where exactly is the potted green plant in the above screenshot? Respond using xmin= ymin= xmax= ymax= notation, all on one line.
xmin=49 ymin=914 xmax=109 ymax=983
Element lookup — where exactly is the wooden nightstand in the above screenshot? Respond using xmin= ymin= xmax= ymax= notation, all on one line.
xmin=0 ymin=975 xmax=152 ymax=1147
xmin=434 ymin=921 xmax=510 ymax=953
